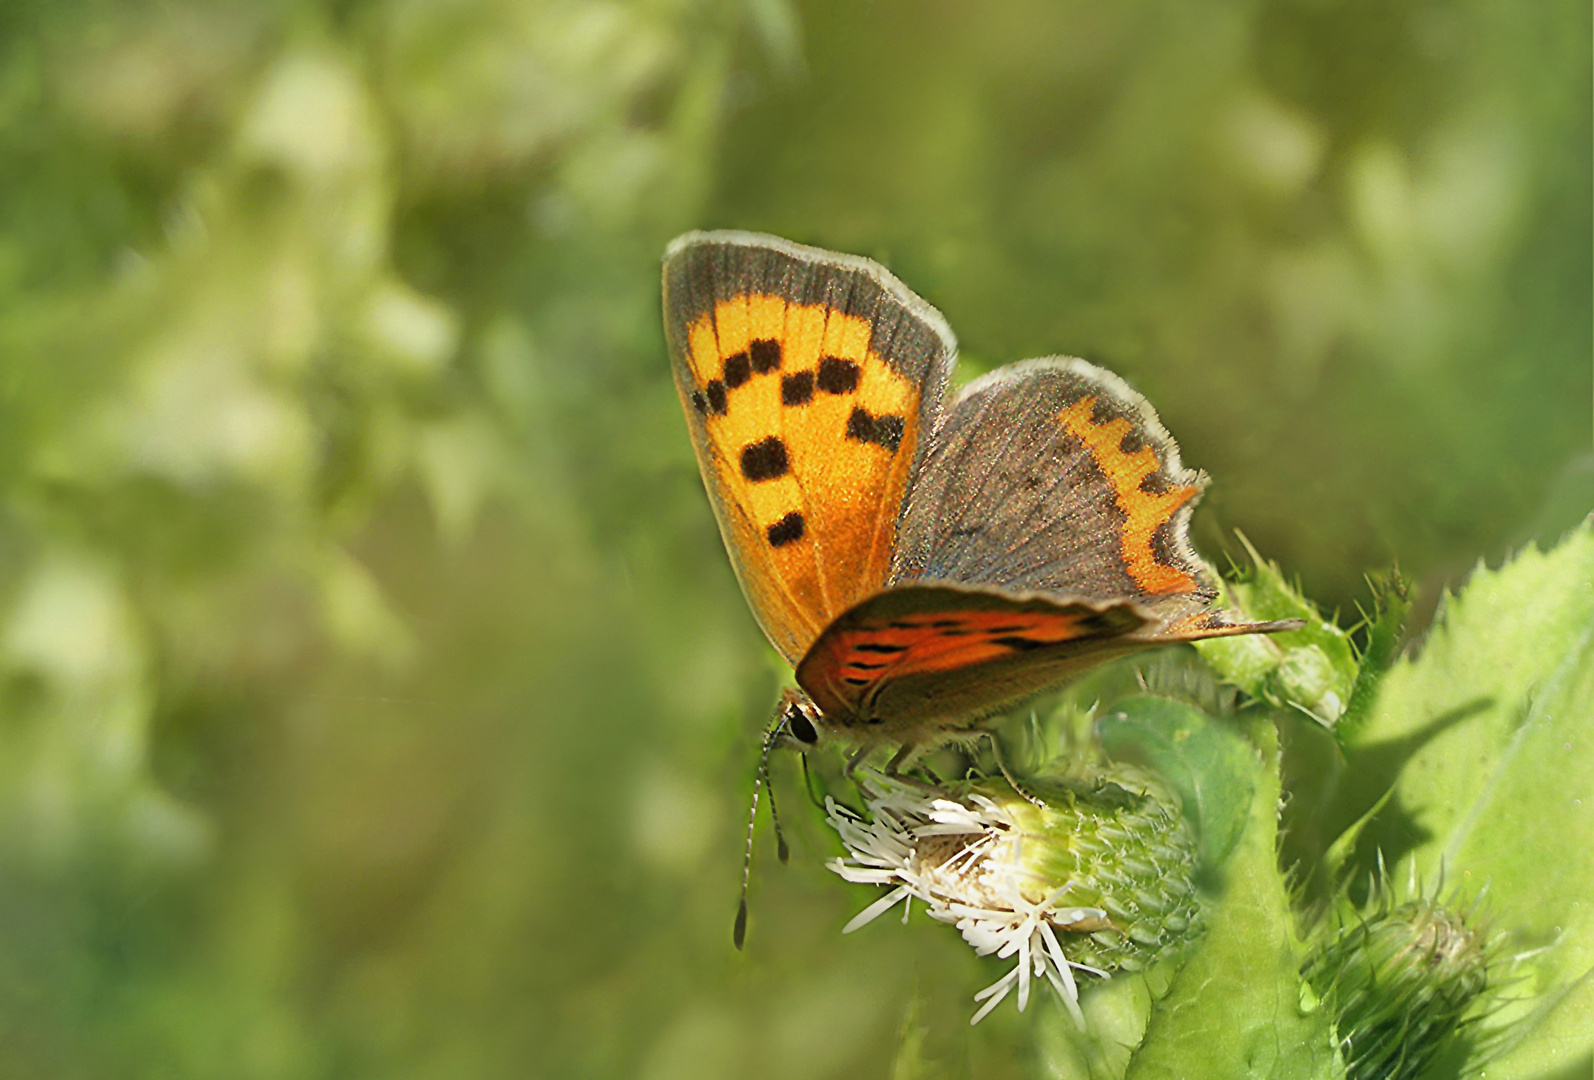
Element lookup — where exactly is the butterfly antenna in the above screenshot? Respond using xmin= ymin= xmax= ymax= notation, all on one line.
xmin=735 ymin=720 xmax=786 ymax=950
xmin=768 ymin=757 xmax=790 ymax=866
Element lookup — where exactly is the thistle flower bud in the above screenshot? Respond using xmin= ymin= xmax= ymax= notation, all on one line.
xmin=826 ymin=767 xmax=1203 ymax=1026
xmin=1302 ymin=894 xmax=1495 ymax=1080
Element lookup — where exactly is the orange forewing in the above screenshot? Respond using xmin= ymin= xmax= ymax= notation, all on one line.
xmin=676 ymin=296 xmax=928 ymax=662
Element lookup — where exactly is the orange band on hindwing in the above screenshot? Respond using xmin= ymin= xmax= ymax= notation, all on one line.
xmin=831 ymin=609 xmax=1092 ymax=683
xmin=1057 ymin=396 xmax=1199 ymax=595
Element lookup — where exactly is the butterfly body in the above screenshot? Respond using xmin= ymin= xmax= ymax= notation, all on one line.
xmin=663 ymin=232 xmax=1296 ymax=758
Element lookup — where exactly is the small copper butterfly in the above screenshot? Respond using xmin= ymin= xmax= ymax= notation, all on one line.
xmin=663 ymin=231 xmax=1297 ymax=762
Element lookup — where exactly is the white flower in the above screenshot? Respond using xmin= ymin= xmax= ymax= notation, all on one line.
xmin=826 ymin=771 xmax=1113 ymax=1027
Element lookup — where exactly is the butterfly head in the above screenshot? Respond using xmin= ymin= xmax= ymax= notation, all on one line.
xmin=774 ymin=686 xmax=825 ymax=748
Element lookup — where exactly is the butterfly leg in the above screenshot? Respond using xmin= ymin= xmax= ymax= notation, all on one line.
xmin=984 ymin=731 xmax=1045 ymax=808
xmin=841 ymin=745 xmax=872 ymax=779
xmin=798 ymin=753 xmax=827 ymax=810
xmin=883 ymin=742 xmax=919 ymax=778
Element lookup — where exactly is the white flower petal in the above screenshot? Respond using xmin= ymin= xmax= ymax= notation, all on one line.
xmin=842 ymin=884 xmax=912 ymax=934
xmin=827 ymin=769 xmax=1115 ymax=1027
xmin=1040 ymin=920 xmax=1084 ymax=1026
xmin=970 ymin=967 xmax=1018 ymax=1025
xmin=1017 ymin=934 xmax=1033 ymax=1011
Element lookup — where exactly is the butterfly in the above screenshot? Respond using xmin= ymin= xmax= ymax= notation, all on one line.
xmin=663 ymin=231 xmax=1298 ymax=768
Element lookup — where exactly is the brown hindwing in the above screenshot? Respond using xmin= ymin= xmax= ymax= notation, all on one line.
xmin=892 ymin=357 xmax=1256 ymax=632
xmin=796 ymin=583 xmax=1151 ymax=735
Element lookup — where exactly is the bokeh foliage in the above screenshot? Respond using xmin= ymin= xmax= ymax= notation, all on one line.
xmin=0 ymin=1 xmax=1586 ymax=1078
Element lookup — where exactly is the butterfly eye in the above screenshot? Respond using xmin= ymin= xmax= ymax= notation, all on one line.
xmin=785 ymin=704 xmax=819 ymax=745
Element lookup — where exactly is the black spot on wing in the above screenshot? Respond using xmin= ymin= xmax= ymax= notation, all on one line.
xmin=704 ymin=380 xmax=727 ymax=415
xmin=781 ymin=371 xmax=814 ymax=406
xmin=853 ymin=642 xmax=908 ymax=654
xmin=1139 ymin=471 xmax=1169 ymax=495
xmin=817 ymin=356 xmax=861 ymax=394
xmin=749 ymin=338 xmax=781 ymax=374
xmin=1151 ymin=517 xmax=1212 ymax=599
xmin=723 ymin=352 xmax=751 ymax=388
xmin=992 ymin=636 xmax=1047 ymax=651
xmin=872 ymin=414 xmax=905 ymax=451
xmin=845 ymin=407 xmax=905 ymax=452
xmin=766 ymin=512 xmax=805 ymax=547
xmin=690 ymin=390 xmax=707 ymax=413
xmin=740 ymin=437 xmax=789 ymax=482
xmin=662 ymin=236 xmax=951 ymax=389
xmin=1120 ymin=430 xmax=1145 ymax=454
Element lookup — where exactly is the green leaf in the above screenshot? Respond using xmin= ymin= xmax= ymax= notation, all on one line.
xmin=1444 ymin=625 xmax=1594 ymax=1076
xmin=1035 ymin=967 xmax=1166 ymax=1080
xmin=1344 ymin=527 xmax=1594 ymax=872
xmin=1123 ymin=718 xmax=1345 ymax=1080
xmin=1343 ymin=525 xmax=1594 ymax=1073
xmin=1097 ymin=695 xmax=1256 ymax=870
xmin=1476 ymin=969 xmax=1594 ymax=1080
xmin=1334 ymin=571 xmax=1411 ymax=740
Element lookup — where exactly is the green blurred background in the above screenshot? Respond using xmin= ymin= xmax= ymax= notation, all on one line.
xmin=0 ymin=1 xmax=1587 ymax=1076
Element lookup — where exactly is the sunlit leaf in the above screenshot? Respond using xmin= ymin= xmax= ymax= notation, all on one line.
xmin=1097 ymin=694 xmax=1256 ymax=871
xmin=1125 ymin=718 xmax=1345 ymax=1079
